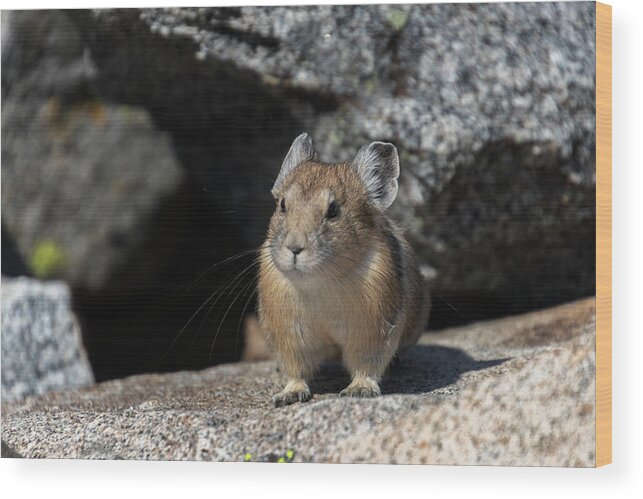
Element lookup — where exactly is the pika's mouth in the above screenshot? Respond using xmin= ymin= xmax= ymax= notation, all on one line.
xmin=282 ymin=256 xmax=310 ymax=274
xmin=271 ymin=246 xmax=317 ymax=275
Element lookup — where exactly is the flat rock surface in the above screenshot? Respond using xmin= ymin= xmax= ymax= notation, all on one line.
xmin=1 ymin=298 xmax=595 ymax=465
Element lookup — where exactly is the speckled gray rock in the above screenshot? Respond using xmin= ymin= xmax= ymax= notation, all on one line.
xmin=138 ymin=3 xmax=597 ymax=297
xmin=1 ymin=277 xmax=94 ymax=401
xmin=1 ymin=298 xmax=595 ymax=466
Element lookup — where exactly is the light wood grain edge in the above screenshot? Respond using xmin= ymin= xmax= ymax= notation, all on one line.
xmin=595 ymin=1 xmax=612 ymax=468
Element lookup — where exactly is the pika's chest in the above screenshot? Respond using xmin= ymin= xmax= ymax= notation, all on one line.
xmin=298 ymin=290 xmax=370 ymax=345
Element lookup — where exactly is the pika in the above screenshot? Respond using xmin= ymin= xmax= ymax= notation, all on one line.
xmin=258 ymin=133 xmax=429 ymax=407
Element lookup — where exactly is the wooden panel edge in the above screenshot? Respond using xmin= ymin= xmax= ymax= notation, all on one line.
xmin=595 ymin=1 xmax=612 ymax=468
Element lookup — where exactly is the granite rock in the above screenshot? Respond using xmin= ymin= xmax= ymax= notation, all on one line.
xmin=1 ymin=277 xmax=94 ymax=401
xmin=138 ymin=3 xmax=597 ymax=298
xmin=1 ymin=298 xmax=596 ymax=466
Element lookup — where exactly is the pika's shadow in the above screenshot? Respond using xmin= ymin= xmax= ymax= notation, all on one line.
xmin=309 ymin=345 xmax=508 ymax=396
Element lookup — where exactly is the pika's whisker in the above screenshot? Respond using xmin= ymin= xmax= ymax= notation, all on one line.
xmin=165 ymin=258 xmax=260 ymax=360
xmin=210 ymin=272 xmax=258 ymax=364
xmin=193 ymin=248 xmax=259 ymax=284
xmin=187 ymin=260 xmax=260 ymax=355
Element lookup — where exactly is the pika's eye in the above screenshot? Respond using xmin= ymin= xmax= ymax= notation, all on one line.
xmin=326 ymin=200 xmax=340 ymax=219
xmin=280 ymin=198 xmax=286 ymax=213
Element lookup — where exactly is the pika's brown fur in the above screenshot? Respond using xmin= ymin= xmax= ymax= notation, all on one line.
xmin=258 ymin=134 xmax=429 ymax=406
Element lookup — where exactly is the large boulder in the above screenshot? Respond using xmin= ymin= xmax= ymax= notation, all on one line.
xmin=1 ymin=298 xmax=596 ymax=465
xmin=139 ymin=3 xmax=597 ymax=302
xmin=1 ymin=276 xmax=94 ymax=401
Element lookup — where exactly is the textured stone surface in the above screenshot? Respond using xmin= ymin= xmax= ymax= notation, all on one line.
xmin=1 ymin=298 xmax=595 ymax=466
xmin=1 ymin=277 xmax=94 ymax=401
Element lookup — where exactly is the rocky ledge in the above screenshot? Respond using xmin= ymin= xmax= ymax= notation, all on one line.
xmin=1 ymin=298 xmax=595 ymax=466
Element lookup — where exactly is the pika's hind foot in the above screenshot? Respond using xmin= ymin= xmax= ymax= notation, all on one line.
xmin=339 ymin=377 xmax=381 ymax=398
xmin=272 ymin=380 xmax=311 ymax=407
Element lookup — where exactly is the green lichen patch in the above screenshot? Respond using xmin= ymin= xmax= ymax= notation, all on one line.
xmin=30 ymin=239 xmax=66 ymax=278
xmin=242 ymin=449 xmax=295 ymax=463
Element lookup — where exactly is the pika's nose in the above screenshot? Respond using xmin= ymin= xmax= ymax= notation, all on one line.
xmin=287 ymin=244 xmax=304 ymax=255
xmin=285 ymin=232 xmax=306 ymax=256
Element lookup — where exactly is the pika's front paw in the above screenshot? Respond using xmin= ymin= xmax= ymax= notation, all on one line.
xmin=339 ymin=386 xmax=380 ymax=398
xmin=340 ymin=379 xmax=381 ymax=398
xmin=272 ymin=387 xmax=311 ymax=407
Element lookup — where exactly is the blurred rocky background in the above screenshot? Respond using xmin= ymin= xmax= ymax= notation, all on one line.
xmin=1 ymin=4 xmax=595 ymax=385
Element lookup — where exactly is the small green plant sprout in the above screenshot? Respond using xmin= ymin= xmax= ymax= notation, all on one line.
xmin=243 ymin=449 xmax=294 ymax=462
xmin=277 ymin=449 xmax=295 ymax=463
xmin=388 ymin=9 xmax=408 ymax=32
xmin=30 ymin=239 xmax=66 ymax=278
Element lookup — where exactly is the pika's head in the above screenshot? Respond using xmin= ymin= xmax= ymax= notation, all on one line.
xmin=265 ymin=133 xmax=400 ymax=281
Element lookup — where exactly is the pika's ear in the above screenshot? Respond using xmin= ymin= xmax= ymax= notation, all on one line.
xmin=272 ymin=133 xmax=314 ymax=198
xmin=352 ymin=141 xmax=400 ymax=210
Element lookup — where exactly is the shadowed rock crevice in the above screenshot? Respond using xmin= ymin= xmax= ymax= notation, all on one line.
xmin=412 ymin=140 xmax=596 ymax=325
xmin=1 ymin=225 xmax=30 ymax=278
xmin=1 ymin=440 xmax=23 ymax=458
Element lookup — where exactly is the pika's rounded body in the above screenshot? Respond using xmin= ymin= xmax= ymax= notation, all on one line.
xmin=258 ymin=134 xmax=429 ymax=406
